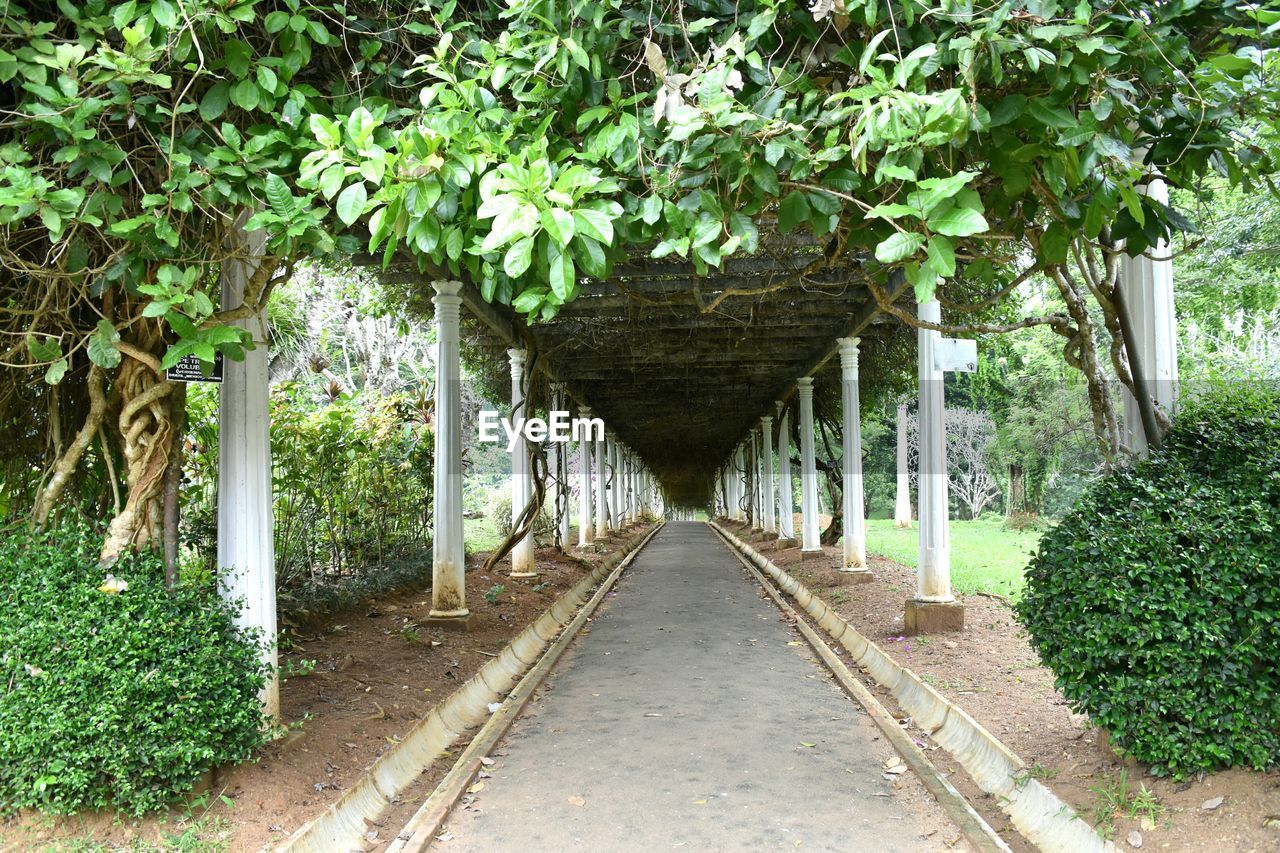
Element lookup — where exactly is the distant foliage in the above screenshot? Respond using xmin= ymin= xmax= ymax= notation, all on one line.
xmin=1018 ymin=384 xmax=1280 ymax=777
xmin=184 ymin=383 xmax=434 ymax=605
xmin=0 ymin=525 xmax=269 ymax=815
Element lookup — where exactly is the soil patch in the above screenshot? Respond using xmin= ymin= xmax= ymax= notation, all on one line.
xmin=2 ymin=524 xmax=653 ymax=852
xmin=725 ymin=520 xmax=1280 ymax=852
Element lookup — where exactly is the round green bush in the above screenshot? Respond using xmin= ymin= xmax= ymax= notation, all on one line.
xmin=0 ymin=525 xmax=270 ymax=815
xmin=1017 ymin=384 xmax=1280 ymax=777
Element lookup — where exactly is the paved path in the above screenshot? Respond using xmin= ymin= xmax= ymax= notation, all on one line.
xmin=440 ymin=522 xmax=960 ymax=852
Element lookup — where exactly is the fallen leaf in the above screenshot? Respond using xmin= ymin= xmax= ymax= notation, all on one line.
xmin=1262 ymin=815 xmax=1280 ymax=828
xmin=466 ymin=781 xmax=485 ymax=794
xmin=567 ymin=794 xmax=585 ymax=807
xmin=799 ymin=742 xmax=816 ymax=748
xmin=479 ymin=756 xmax=495 ymax=766
xmin=693 ymin=798 xmax=707 ymax=805
xmin=1127 ymin=830 xmax=1142 ymax=848
xmin=1202 ymin=796 xmax=1225 ymax=811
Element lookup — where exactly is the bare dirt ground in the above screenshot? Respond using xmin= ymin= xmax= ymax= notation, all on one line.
xmin=1 ymin=523 xmax=653 ymax=853
xmin=725 ymin=519 xmax=1280 ymax=853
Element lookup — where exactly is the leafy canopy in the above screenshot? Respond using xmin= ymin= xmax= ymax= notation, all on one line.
xmin=2 ymin=0 xmax=1277 ymax=372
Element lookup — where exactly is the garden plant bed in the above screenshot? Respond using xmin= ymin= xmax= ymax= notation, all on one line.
xmin=725 ymin=520 xmax=1280 ymax=852
xmin=1 ymin=524 xmax=653 ymax=852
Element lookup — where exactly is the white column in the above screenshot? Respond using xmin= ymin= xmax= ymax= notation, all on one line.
xmin=749 ymin=430 xmax=761 ymax=529
xmin=611 ymin=439 xmax=624 ymax=529
xmin=546 ymin=384 xmax=562 ymax=549
xmin=838 ymin=338 xmax=869 ymax=574
xmin=507 ymin=348 xmax=537 ymax=578
xmin=625 ymin=452 xmax=635 ymax=524
xmin=1120 ymin=177 xmax=1179 ymax=457
xmin=550 ymin=385 xmax=571 ymax=548
xmin=577 ymin=406 xmax=595 ymax=546
xmin=776 ymin=401 xmax=795 ymax=542
xmin=916 ymin=300 xmax=953 ymax=601
xmin=760 ymin=415 xmax=775 ymax=534
xmin=894 ymin=402 xmax=913 ymax=528
xmin=733 ymin=445 xmax=746 ymax=522
xmin=797 ymin=378 xmax=821 ymax=552
xmin=218 ymin=231 xmax=277 ymax=717
xmin=594 ymin=427 xmax=609 ymax=539
xmin=426 ymin=281 xmax=468 ymax=623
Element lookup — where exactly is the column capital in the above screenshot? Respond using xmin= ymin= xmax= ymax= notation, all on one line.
xmin=432 ymin=280 xmax=463 ymax=320
xmin=431 ymin=279 xmax=464 ymax=299
xmin=837 ymin=336 xmax=861 ymax=379
xmin=796 ymin=376 xmax=814 ymax=397
xmin=579 ymin=404 xmax=592 ymax=417
xmin=760 ymin=414 xmax=773 ymax=428
xmin=507 ymin=346 xmax=527 ymax=378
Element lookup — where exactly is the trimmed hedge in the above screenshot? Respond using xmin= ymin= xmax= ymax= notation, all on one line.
xmin=0 ymin=526 xmax=270 ymax=815
xmin=1017 ymin=384 xmax=1280 ymax=777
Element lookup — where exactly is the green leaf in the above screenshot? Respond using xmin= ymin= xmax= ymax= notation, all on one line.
xmin=199 ymin=82 xmax=229 ymax=121
xmin=264 ymin=174 xmax=292 ymax=217
xmin=926 ymin=236 xmax=956 ymax=277
xmin=778 ymin=191 xmax=810 ymax=234
xmin=87 ymin=319 xmax=121 ymax=369
xmin=874 ymin=231 xmax=926 ymax=264
xmin=44 ymin=358 xmax=68 ymax=385
xmin=572 ymin=208 xmax=613 ymax=245
xmin=928 ymin=207 xmax=989 ymax=237
xmin=548 ymin=243 xmax=575 ymax=300
xmin=1028 ymin=99 xmax=1076 ymax=130
xmin=230 ymin=79 xmax=260 ymax=111
xmin=866 ymin=203 xmax=921 ymax=221
xmin=1039 ymin=222 xmax=1072 ymax=264
xmin=540 ymin=208 xmax=575 ymax=247
xmin=503 ymin=236 xmax=534 ymax=279
xmin=512 ymin=288 xmax=546 ymax=314
xmin=335 ymin=183 xmax=368 ymax=226
xmin=26 ymin=335 xmax=62 ymax=363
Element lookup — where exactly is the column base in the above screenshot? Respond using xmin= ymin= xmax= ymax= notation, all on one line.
xmin=424 ymin=612 xmax=475 ymax=632
xmin=893 ymin=519 xmax=913 ymax=529
xmin=904 ymin=599 xmax=964 ymax=634
xmin=775 ymin=537 xmax=799 ymax=550
xmin=800 ymin=549 xmax=825 ymax=562
xmin=836 ymin=568 xmax=874 ymax=584
xmin=509 ymin=571 xmax=539 ymax=579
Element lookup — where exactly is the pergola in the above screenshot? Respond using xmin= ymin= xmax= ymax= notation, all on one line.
xmin=214 ymin=202 xmax=1178 ymax=714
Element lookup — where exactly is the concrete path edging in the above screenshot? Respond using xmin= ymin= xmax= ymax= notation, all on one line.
xmin=710 ymin=521 xmax=1117 ymax=853
xmin=278 ymin=524 xmax=662 ymax=853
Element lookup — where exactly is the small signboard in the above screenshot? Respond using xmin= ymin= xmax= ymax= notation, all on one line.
xmin=934 ymin=338 xmax=978 ymax=373
xmin=166 ymin=352 xmax=224 ymax=383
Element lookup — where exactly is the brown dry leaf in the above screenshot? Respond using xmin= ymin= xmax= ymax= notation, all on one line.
xmin=479 ymin=756 xmax=495 ymax=766
xmin=567 ymin=794 xmax=586 ymax=807
xmin=466 ymin=781 xmax=485 ymax=794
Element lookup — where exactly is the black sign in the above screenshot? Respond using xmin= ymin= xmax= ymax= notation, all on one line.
xmin=166 ymin=352 xmax=224 ymax=383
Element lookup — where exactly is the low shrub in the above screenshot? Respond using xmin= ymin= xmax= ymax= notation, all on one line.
xmin=0 ymin=525 xmax=271 ymax=815
xmin=1017 ymin=384 xmax=1280 ymax=777
xmin=486 ymin=489 xmax=556 ymax=546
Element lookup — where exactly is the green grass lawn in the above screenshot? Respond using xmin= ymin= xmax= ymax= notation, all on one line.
xmin=464 ymin=515 xmax=503 ymax=553
xmin=864 ymin=517 xmax=1045 ymax=599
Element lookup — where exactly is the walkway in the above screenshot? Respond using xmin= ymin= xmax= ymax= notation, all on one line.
xmin=439 ymin=523 xmax=961 ymax=851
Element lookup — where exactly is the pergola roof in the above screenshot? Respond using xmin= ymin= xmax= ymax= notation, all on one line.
xmin=376 ymin=234 xmax=914 ymax=505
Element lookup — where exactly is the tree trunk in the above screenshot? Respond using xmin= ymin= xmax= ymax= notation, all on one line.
xmin=1007 ymin=463 xmax=1027 ymax=517
xmin=100 ymin=324 xmax=175 ymax=565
